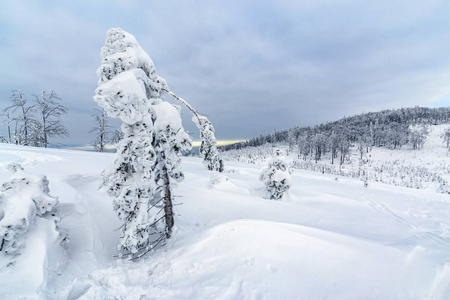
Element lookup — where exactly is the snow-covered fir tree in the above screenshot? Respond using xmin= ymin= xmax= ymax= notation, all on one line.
xmin=193 ymin=115 xmax=224 ymax=172
xmin=94 ymin=28 xmax=191 ymax=258
xmin=259 ymin=149 xmax=291 ymax=200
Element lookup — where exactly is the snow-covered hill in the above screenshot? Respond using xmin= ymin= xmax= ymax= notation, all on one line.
xmin=223 ymin=124 xmax=450 ymax=194
xmin=1 ymin=144 xmax=450 ymax=299
xmin=315 ymin=124 xmax=450 ymax=193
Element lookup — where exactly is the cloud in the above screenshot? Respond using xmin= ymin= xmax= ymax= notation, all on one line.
xmin=1 ymin=0 xmax=450 ymax=144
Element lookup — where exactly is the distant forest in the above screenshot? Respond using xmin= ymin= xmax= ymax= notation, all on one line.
xmin=222 ymin=106 xmax=450 ymax=163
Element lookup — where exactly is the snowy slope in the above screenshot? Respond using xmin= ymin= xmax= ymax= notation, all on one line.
xmin=1 ymin=144 xmax=450 ymax=299
xmin=345 ymin=124 xmax=450 ymax=193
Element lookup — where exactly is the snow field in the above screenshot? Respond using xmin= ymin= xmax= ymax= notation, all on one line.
xmin=0 ymin=145 xmax=450 ymax=299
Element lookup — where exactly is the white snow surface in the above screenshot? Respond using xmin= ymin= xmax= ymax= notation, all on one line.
xmin=0 ymin=143 xmax=450 ymax=299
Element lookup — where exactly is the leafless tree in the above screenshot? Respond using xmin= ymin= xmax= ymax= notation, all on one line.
xmin=32 ymin=91 xmax=68 ymax=148
xmin=5 ymin=90 xmax=35 ymax=145
xmin=1 ymin=110 xmax=13 ymax=143
xmin=89 ymin=108 xmax=113 ymax=152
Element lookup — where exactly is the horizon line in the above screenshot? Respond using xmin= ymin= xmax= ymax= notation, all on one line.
xmin=63 ymin=140 xmax=246 ymax=151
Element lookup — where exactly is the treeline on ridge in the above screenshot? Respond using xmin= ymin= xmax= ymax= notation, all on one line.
xmin=223 ymin=106 xmax=450 ymax=161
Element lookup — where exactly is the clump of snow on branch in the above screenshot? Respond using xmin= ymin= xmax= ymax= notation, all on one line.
xmin=259 ymin=149 xmax=291 ymax=200
xmin=193 ymin=115 xmax=224 ymax=172
xmin=0 ymin=163 xmax=59 ymax=255
xmin=94 ymin=27 xmax=191 ymax=258
xmin=96 ymin=28 xmax=164 ymax=89
xmin=153 ymin=102 xmax=191 ymax=183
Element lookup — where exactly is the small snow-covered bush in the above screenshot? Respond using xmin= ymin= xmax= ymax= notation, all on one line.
xmin=260 ymin=150 xmax=291 ymax=200
xmin=0 ymin=163 xmax=59 ymax=255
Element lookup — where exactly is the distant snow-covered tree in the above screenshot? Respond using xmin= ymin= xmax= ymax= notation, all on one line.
xmin=260 ymin=149 xmax=291 ymax=200
xmin=5 ymin=90 xmax=36 ymax=146
xmin=385 ymin=122 xmax=409 ymax=149
xmin=89 ymin=108 xmax=113 ymax=152
xmin=1 ymin=111 xmax=13 ymax=143
xmin=408 ymin=125 xmax=428 ymax=150
xmin=94 ymin=28 xmax=191 ymax=258
xmin=33 ymin=91 xmax=69 ymax=148
xmin=441 ymin=127 xmax=450 ymax=150
xmin=193 ymin=115 xmax=224 ymax=172
xmin=311 ymin=130 xmax=328 ymax=163
xmin=27 ymin=120 xmax=45 ymax=147
xmin=329 ymin=131 xmax=340 ymax=165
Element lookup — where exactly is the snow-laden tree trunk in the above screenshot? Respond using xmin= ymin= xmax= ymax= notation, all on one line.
xmin=162 ymin=163 xmax=174 ymax=236
xmin=94 ymin=28 xmax=191 ymax=258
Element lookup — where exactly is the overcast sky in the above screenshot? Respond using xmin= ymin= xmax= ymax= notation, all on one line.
xmin=1 ymin=0 xmax=450 ymax=145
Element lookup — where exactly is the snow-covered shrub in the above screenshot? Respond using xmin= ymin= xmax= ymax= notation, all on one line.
xmin=260 ymin=149 xmax=291 ymax=200
xmin=0 ymin=163 xmax=59 ymax=255
xmin=95 ymin=28 xmax=191 ymax=258
xmin=193 ymin=115 xmax=224 ymax=172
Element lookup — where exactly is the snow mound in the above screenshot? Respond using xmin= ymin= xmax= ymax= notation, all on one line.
xmin=0 ymin=164 xmax=63 ymax=299
xmin=209 ymin=174 xmax=250 ymax=195
xmin=78 ymin=219 xmax=432 ymax=299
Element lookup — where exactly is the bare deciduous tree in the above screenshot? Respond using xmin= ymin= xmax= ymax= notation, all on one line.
xmin=6 ymin=90 xmax=35 ymax=145
xmin=89 ymin=108 xmax=113 ymax=152
xmin=33 ymin=91 xmax=68 ymax=148
xmin=1 ymin=111 xmax=13 ymax=143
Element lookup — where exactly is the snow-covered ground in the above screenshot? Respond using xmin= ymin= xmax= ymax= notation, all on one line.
xmin=1 ymin=143 xmax=450 ymax=299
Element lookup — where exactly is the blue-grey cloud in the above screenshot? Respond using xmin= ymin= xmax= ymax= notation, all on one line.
xmin=1 ymin=0 xmax=450 ymax=144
